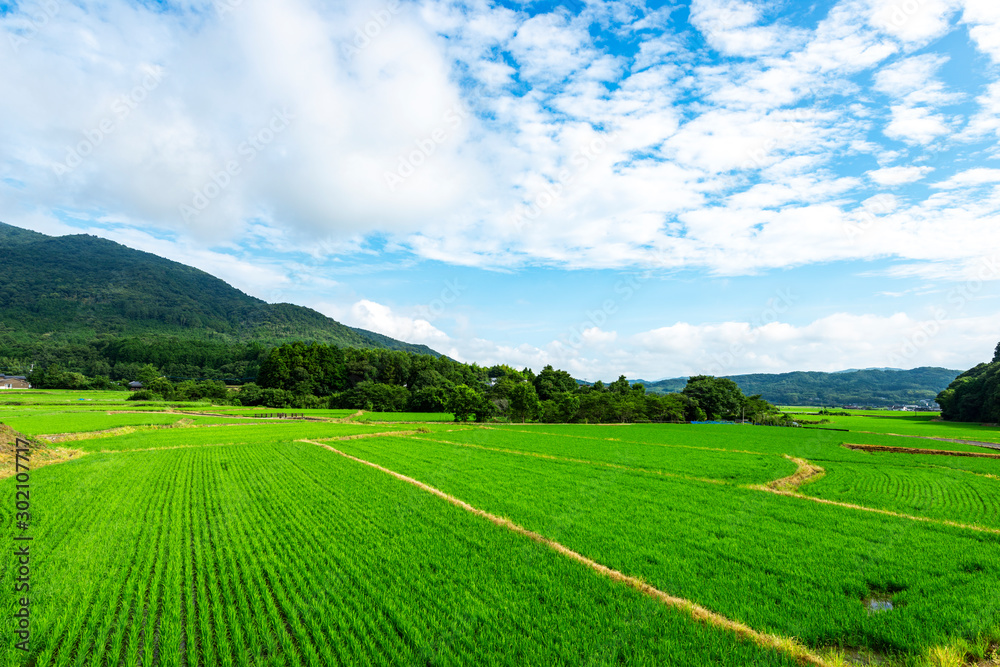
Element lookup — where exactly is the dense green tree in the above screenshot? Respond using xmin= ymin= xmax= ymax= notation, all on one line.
xmin=447 ymin=384 xmax=483 ymax=422
xmin=509 ymin=382 xmax=541 ymax=423
xmin=608 ymin=375 xmax=631 ymax=395
xmin=533 ymin=365 xmax=577 ymax=401
xmin=682 ymin=376 xmax=745 ymax=420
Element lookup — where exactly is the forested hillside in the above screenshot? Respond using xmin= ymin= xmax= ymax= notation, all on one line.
xmin=0 ymin=221 xmax=438 ymax=379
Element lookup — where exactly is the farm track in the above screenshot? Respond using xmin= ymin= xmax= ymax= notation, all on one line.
xmin=843 ymin=443 xmax=1000 ymax=459
xmin=301 ymin=438 xmax=833 ymax=667
xmin=316 ymin=430 xmax=419 ymax=441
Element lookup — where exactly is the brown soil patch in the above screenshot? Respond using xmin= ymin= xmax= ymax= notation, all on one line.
xmin=0 ymin=423 xmax=84 ymax=479
xmin=844 ymin=443 xmax=1000 ymax=459
xmin=302 ymin=438 xmax=831 ymax=667
xmin=852 ymin=431 xmax=1000 ymax=452
xmin=41 ymin=425 xmax=149 ymax=442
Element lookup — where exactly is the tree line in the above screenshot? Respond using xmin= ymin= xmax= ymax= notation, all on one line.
xmin=241 ymin=342 xmax=786 ymax=424
xmin=23 ymin=340 xmax=788 ymax=424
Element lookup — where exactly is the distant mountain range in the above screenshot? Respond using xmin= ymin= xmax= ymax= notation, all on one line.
xmin=631 ymin=367 xmax=961 ymax=407
xmin=0 ymin=221 xmax=438 ymax=356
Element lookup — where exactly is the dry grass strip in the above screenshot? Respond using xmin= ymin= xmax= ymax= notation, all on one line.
xmin=301 ymin=438 xmax=831 ymax=667
xmin=844 ymin=443 xmax=1000 ymax=459
xmin=759 ymin=487 xmax=1000 ymax=535
xmin=0 ymin=424 xmax=85 ymax=479
xmin=766 ymin=456 xmax=825 ymax=493
xmin=40 ymin=425 xmax=145 ymax=443
xmin=314 ymin=430 xmax=419 ymax=441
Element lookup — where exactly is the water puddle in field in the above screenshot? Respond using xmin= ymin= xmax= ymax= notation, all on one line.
xmin=865 ymin=598 xmax=893 ymax=612
xmin=863 ymin=581 xmax=904 ymax=614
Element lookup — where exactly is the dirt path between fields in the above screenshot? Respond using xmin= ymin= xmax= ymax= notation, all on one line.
xmin=302 ymin=438 xmax=831 ymax=667
xmin=844 ymin=443 xmax=1000 ymax=459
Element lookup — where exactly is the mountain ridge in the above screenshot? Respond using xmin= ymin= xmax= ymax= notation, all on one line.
xmin=634 ymin=367 xmax=960 ymax=407
xmin=0 ymin=221 xmax=439 ymax=356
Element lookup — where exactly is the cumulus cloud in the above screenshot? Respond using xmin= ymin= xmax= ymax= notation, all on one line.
xmin=884 ymin=105 xmax=952 ymax=144
xmin=867 ymin=165 xmax=934 ymax=186
xmin=343 ymin=300 xmax=451 ymax=348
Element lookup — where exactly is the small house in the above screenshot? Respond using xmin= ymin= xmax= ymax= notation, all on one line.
xmin=128 ymin=381 xmax=144 ymax=391
xmin=0 ymin=375 xmax=30 ymax=389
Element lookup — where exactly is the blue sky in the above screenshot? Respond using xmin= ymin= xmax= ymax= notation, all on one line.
xmin=2 ymin=0 xmax=1000 ymax=380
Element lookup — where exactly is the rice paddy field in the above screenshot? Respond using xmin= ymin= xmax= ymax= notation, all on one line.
xmin=2 ymin=391 xmax=999 ymax=666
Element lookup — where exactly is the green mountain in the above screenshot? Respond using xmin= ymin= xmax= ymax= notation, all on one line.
xmin=0 ymin=221 xmax=438 ymax=358
xmin=640 ymin=367 xmax=960 ymax=407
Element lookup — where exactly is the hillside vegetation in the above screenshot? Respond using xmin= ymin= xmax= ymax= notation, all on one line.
xmin=0 ymin=221 xmax=438 ymax=379
xmin=937 ymin=343 xmax=1000 ymax=422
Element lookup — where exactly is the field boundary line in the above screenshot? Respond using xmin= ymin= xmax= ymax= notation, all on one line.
xmin=408 ymin=436 xmax=729 ymax=485
xmin=312 ymin=430 xmax=419 ymax=441
xmin=300 ymin=439 xmax=832 ymax=667
xmin=843 ymin=443 xmax=1000 ymax=459
xmin=473 ymin=426 xmax=774 ymax=456
xmin=758 ymin=487 xmax=1000 ymax=535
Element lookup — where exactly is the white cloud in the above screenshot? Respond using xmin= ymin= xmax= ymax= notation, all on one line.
xmin=868 ymin=0 xmax=960 ymax=44
xmin=343 ymin=300 xmax=451 ymax=348
xmin=931 ymin=168 xmax=1000 ymax=189
xmin=867 ymin=165 xmax=934 ymax=186
xmin=873 ymin=53 xmax=953 ymax=104
xmin=0 ymin=0 xmax=996 ymax=282
xmin=688 ymin=0 xmax=803 ymax=58
xmin=630 ymin=311 xmax=1000 ymax=376
xmin=960 ymin=0 xmax=1000 ymax=63
xmin=963 ymin=82 xmax=1000 ymax=140
xmin=884 ymin=105 xmax=951 ymax=144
